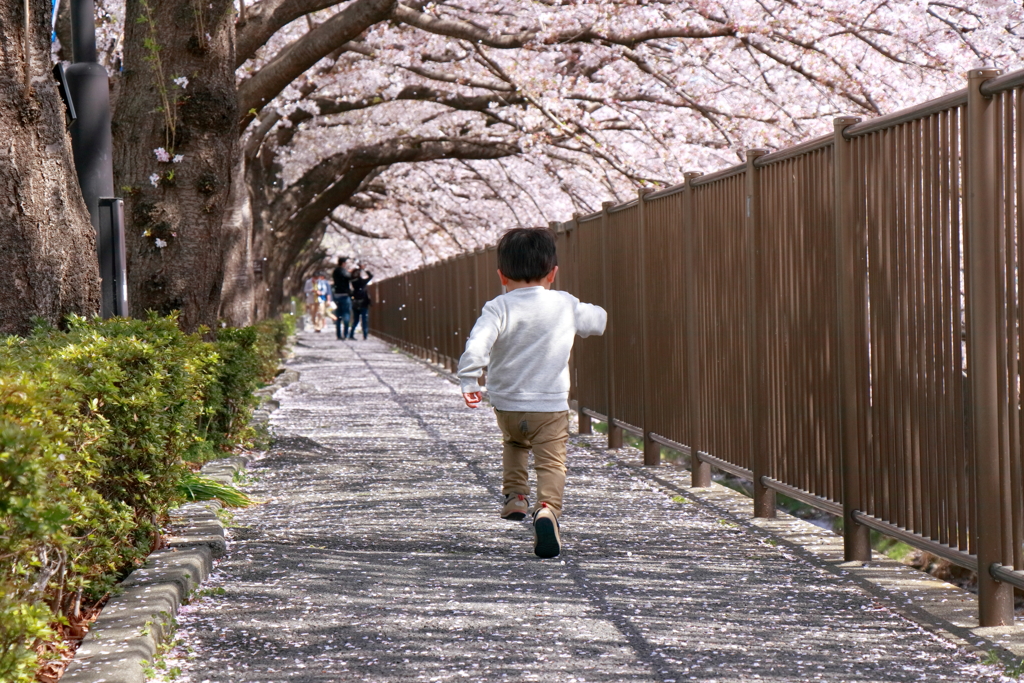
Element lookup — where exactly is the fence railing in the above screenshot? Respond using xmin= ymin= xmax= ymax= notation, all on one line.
xmin=370 ymin=67 xmax=1024 ymax=627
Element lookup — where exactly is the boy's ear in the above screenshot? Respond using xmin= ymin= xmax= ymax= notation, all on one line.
xmin=546 ymin=266 xmax=559 ymax=283
xmin=497 ymin=269 xmax=510 ymax=286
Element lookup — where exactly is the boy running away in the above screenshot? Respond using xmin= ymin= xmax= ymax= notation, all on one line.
xmin=457 ymin=227 xmax=607 ymax=558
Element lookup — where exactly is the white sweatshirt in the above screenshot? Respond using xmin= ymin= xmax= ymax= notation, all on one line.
xmin=458 ymin=287 xmax=607 ymax=412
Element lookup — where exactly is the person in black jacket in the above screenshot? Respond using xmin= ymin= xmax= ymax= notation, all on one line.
xmin=332 ymin=256 xmax=353 ymax=340
xmin=348 ymin=265 xmax=373 ymax=340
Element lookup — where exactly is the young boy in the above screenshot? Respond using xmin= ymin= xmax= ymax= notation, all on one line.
xmin=458 ymin=227 xmax=606 ymax=558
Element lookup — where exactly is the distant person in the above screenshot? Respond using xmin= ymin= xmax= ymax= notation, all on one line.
xmin=332 ymin=256 xmax=354 ymax=340
xmin=349 ymin=265 xmax=373 ymax=340
xmin=311 ymin=273 xmax=331 ymax=333
xmin=457 ymin=228 xmax=606 ymax=558
xmin=303 ymin=275 xmax=318 ymax=329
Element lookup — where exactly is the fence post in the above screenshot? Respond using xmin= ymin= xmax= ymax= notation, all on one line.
xmin=436 ymin=261 xmax=445 ymax=366
xmin=455 ymin=254 xmax=465 ymax=373
xmin=638 ymin=187 xmax=660 ymax=466
xmin=452 ymin=256 xmax=462 ymax=373
xmin=601 ymin=201 xmax=623 ymax=449
xmin=442 ymin=257 xmax=453 ymax=371
xmin=745 ymin=149 xmax=774 ymax=517
xmin=568 ymin=212 xmax=592 ymax=436
xmin=684 ymin=172 xmax=710 ymax=487
xmin=966 ymin=67 xmax=1014 ymax=627
xmin=832 ymin=116 xmax=872 ymax=562
xmin=579 ymin=412 xmax=592 ymax=435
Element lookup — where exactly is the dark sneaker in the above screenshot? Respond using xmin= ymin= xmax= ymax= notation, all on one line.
xmin=501 ymin=493 xmax=529 ymax=520
xmin=532 ymin=504 xmax=561 ymax=558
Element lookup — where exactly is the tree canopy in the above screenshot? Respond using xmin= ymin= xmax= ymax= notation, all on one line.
xmin=236 ymin=0 xmax=1024 ymax=273
xmin=68 ymin=0 xmax=1024 ymax=299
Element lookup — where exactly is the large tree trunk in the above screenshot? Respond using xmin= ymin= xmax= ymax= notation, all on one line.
xmin=245 ymin=119 xmax=324 ymax=319
xmin=217 ymin=152 xmax=255 ymax=326
xmin=114 ymin=0 xmax=252 ymax=332
xmin=0 ymin=0 xmax=101 ymax=335
xmin=245 ymin=128 xmax=278 ymax=320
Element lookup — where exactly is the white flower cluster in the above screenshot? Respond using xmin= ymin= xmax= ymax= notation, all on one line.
xmin=99 ymin=0 xmax=1024 ymax=278
xmin=258 ymin=1 xmax=1024 ymax=262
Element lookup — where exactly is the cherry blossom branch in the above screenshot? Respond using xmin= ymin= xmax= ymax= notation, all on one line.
xmin=258 ymin=84 xmax=522 ymax=158
xmin=739 ymin=36 xmax=879 ymax=114
xmin=237 ymin=0 xmax=396 ymax=130
xmin=455 ymin=160 xmax=527 ymax=230
xmin=398 ymin=210 xmax=430 ymax=264
xmin=398 ymin=63 xmax=516 ymax=93
xmin=328 ymin=212 xmax=385 ymax=239
xmin=470 ymin=45 xmax=661 ymax=186
xmin=613 ymin=45 xmax=735 ymax=145
xmin=274 ymin=136 xmax=521 ymax=233
xmin=236 ymin=0 xmax=343 ymax=66
xmin=409 ymin=202 xmax=469 ymax=251
xmin=393 ymin=2 xmax=737 ymax=49
xmin=392 ymin=3 xmax=536 ymax=48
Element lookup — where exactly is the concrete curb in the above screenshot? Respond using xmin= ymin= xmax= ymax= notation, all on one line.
xmin=572 ymin=432 xmax=1024 ymax=666
xmin=62 ymin=368 xmax=298 ymax=683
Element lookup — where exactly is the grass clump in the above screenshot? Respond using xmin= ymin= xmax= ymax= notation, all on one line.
xmin=178 ymin=473 xmax=253 ymax=507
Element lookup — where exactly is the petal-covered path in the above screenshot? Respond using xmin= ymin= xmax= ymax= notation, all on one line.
xmin=167 ymin=332 xmax=1008 ymax=682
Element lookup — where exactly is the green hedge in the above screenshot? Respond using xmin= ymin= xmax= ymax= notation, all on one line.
xmin=0 ymin=314 xmax=292 ymax=682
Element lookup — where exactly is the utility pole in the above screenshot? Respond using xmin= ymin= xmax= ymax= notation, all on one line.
xmin=64 ymin=0 xmax=128 ymax=317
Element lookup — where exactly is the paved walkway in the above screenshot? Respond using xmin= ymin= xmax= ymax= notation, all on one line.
xmin=168 ymin=332 xmax=1010 ymax=682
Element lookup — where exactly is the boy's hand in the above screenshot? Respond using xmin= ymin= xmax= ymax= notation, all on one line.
xmin=463 ymin=392 xmax=482 ymax=409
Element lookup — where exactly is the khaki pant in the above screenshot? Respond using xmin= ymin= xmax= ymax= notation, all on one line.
xmin=494 ymin=410 xmax=570 ymax=518
xmin=309 ymin=298 xmax=326 ymax=331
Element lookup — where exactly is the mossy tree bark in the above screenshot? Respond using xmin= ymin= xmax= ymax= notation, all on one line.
xmin=113 ymin=0 xmax=251 ymax=332
xmin=0 ymin=0 xmax=101 ymax=335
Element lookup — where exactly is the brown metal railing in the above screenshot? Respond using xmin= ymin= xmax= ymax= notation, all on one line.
xmin=370 ymin=66 xmax=1024 ymax=626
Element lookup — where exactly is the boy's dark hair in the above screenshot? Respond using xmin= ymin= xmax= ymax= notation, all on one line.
xmin=497 ymin=228 xmax=558 ymax=282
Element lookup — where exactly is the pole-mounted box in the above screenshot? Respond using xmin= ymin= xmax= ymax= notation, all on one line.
xmin=98 ymin=198 xmax=129 ymax=318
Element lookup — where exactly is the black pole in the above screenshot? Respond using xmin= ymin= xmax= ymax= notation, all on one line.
xmin=70 ymin=0 xmax=97 ymax=62
xmin=65 ymin=0 xmax=127 ymax=317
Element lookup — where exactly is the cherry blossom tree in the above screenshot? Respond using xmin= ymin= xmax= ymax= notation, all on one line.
xmin=77 ymin=0 xmax=1024 ymax=324
xmin=246 ymin=0 xmax=1024 ymax=291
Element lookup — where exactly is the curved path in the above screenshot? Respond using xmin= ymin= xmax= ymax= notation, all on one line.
xmin=169 ymin=332 xmax=1008 ymax=682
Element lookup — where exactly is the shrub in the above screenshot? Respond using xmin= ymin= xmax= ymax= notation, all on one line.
xmin=0 ymin=314 xmax=290 ymax=682
xmin=197 ymin=315 xmax=292 ymax=457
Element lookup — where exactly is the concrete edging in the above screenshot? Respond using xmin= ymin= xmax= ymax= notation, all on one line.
xmin=61 ymin=367 xmax=299 ymax=683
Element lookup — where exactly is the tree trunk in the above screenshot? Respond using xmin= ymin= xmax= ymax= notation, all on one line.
xmin=113 ymin=0 xmax=252 ymax=333
xmin=218 ymin=152 xmax=255 ymax=326
xmin=245 ymin=130 xmax=276 ymax=319
xmin=0 ymin=0 xmax=101 ymax=335
xmin=249 ymin=149 xmax=337 ymax=318
xmin=246 ymin=122 xmax=321 ymax=319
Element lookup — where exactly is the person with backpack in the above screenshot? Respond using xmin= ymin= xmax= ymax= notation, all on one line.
xmin=349 ymin=265 xmax=373 ymax=340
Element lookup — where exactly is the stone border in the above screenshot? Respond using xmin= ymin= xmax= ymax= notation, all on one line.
xmin=61 ymin=366 xmax=299 ymax=683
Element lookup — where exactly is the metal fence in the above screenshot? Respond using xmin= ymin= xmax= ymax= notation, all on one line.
xmin=370 ymin=67 xmax=1024 ymax=626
